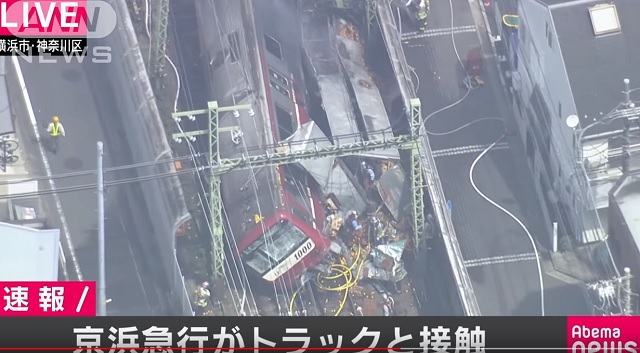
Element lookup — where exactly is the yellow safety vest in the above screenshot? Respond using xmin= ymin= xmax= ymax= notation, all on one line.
xmin=195 ymin=287 xmax=210 ymax=307
xmin=51 ymin=123 xmax=60 ymax=136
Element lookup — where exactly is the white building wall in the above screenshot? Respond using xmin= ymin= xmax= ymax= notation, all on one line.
xmin=0 ymin=223 xmax=60 ymax=281
xmin=512 ymin=0 xmax=582 ymax=237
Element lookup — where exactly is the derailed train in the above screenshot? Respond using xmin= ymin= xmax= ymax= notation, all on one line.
xmin=194 ymin=0 xmax=410 ymax=290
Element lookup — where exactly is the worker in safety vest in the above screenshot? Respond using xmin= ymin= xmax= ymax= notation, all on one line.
xmin=194 ymin=281 xmax=211 ymax=315
xmin=417 ymin=1 xmax=429 ymax=31
xmin=46 ymin=116 xmax=65 ymax=154
xmin=382 ymin=293 xmax=395 ymax=316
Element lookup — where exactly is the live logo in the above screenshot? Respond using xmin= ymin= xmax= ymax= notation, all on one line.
xmin=0 ymin=0 xmax=88 ymax=37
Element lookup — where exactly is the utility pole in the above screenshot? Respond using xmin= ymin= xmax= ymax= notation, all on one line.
xmin=620 ymin=267 xmax=633 ymax=315
xmin=171 ymin=99 xmax=425 ymax=279
xmin=149 ymin=0 xmax=170 ymax=88
xmin=622 ymin=78 xmax=632 ymax=174
xmin=97 ymin=141 xmax=107 ymax=317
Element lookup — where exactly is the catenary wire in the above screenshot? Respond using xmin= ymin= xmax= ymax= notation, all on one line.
xmin=0 ymin=165 xmax=207 ymax=200
xmin=162 ymin=0 xmax=258 ymax=315
xmin=0 ymin=154 xmax=197 ymax=185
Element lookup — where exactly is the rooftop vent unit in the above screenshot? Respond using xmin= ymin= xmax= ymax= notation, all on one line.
xmin=589 ymin=4 xmax=621 ymax=36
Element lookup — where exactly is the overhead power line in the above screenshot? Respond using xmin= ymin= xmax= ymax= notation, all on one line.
xmin=0 ymin=165 xmax=207 ymax=200
xmin=0 ymin=153 xmax=200 ymax=186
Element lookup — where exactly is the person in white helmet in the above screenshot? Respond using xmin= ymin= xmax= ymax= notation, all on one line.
xmin=46 ymin=116 xmax=66 ymax=154
xmin=194 ymin=281 xmax=211 ymax=315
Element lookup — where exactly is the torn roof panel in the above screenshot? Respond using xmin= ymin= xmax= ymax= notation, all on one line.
xmin=286 ymin=122 xmax=368 ymax=213
xmin=335 ymin=35 xmax=392 ymax=136
xmin=335 ymin=34 xmax=399 ymax=159
xmin=303 ymin=16 xmax=399 ymax=160
xmin=377 ymin=165 xmax=411 ymax=221
xmin=303 ymin=16 xmax=359 ymax=145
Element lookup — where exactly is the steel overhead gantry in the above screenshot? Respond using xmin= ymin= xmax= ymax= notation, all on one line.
xmin=171 ymin=99 xmax=426 ymax=279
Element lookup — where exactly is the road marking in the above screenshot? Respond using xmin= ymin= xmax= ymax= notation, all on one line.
xmin=11 ymin=56 xmax=83 ymax=280
xmin=432 ymin=142 xmax=509 ymax=158
xmin=76 ymin=286 xmax=89 ymax=312
xmin=464 ymin=253 xmax=538 ymax=268
xmin=402 ymin=25 xmax=477 ymax=41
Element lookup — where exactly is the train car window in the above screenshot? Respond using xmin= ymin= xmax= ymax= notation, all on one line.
xmin=241 ymin=220 xmax=308 ymax=276
xmin=244 ymin=251 xmax=271 ymax=276
xmin=264 ymin=34 xmax=283 ymax=60
xmin=261 ymin=220 xmax=307 ymax=262
xmin=270 ymin=80 xmax=291 ymax=98
xmin=269 ymin=68 xmax=289 ymax=87
xmin=243 ymin=236 xmax=265 ymax=254
xmin=227 ymin=32 xmax=241 ymax=63
xmin=282 ymin=166 xmax=312 ymax=213
xmin=275 ymin=105 xmax=295 ymax=140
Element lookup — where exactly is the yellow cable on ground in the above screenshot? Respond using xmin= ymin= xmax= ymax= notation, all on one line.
xmin=315 ymin=244 xmax=369 ymax=316
xmin=289 ymin=240 xmax=372 ymax=316
xmin=290 ymin=243 xmax=363 ymax=315
xmin=324 ymin=243 xmax=361 ymax=280
xmin=289 ymin=285 xmax=303 ymax=315
xmin=333 ymin=254 xmax=368 ymax=315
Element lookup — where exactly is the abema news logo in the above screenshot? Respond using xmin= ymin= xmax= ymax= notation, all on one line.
xmin=0 ymin=0 xmax=116 ymax=38
xmin=568 ymin=317 xmax=639 ymax=353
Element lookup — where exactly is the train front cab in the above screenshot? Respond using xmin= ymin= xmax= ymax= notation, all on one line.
xmin=238 ymin=166 xmax=330 ymax=290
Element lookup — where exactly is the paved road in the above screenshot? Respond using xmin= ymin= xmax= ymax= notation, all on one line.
xmin=18 ymin=59 xmax=159 ymax=315
xmin=397 ymin=0 xmax=590 ymax=314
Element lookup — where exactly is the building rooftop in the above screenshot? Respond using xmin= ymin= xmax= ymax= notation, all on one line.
xmin=549 ymin=0 xmax=640 ymax=136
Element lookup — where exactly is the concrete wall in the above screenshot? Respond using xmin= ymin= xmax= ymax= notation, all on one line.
xmin=89 ymin=0 xmax=193 ymax=315
xmin=498 ymin=0 xmax=581 ymax=240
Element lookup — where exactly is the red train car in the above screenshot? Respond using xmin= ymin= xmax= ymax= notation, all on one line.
xmin=197 ymin=0 xmax=332 ymax=290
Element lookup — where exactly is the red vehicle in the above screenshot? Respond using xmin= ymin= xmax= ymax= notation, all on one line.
xmin=200 ymin=0 xmax=331 ymax=290
xmin=466 ymin=46 xmax=484 ymax=77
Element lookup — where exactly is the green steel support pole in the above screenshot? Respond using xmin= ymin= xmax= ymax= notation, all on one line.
xmin=207 ymin=101 xmax=223 ymax=279
xmin=205 ymin=101 xmax=252 ymax=279
xmin=409 ymin=98 xmax=425 ymax=249
xmin=410 ymin=98 xmax=422 ymax=137
xmin=150 ymin=0 xmax=170 ymax=87
xmin=208 ymin=101 xmax=220 ymax=166
xmin=210 ymin=176 xmax=225 ymax=278
xmin=366 ymin=0 xmax=377 ymax=40
xmin=410 ymin=143 xmax=426 ymax=250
